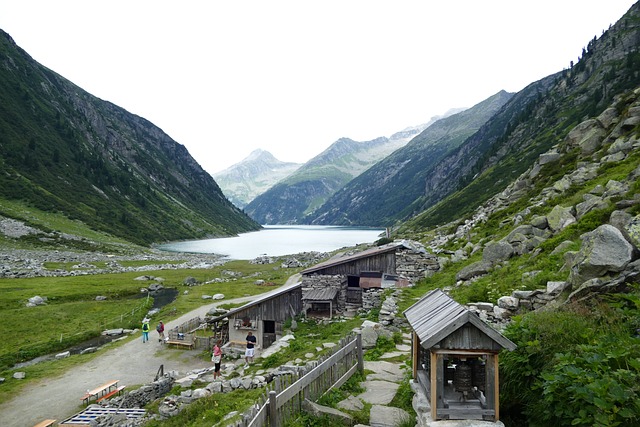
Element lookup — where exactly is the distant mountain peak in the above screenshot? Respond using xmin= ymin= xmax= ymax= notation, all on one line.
xmin=213 ymin=150 xmax=301 ymax=209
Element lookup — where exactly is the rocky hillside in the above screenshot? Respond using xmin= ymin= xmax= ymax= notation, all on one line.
xmin=243 ymin=114 xmax=457 ymax=225
xmin=0 ymin=30 xmax=260 ymax=247
xmin=213 ymin=149 xmax=301 ymax=209
xmin=305 ymin=90 xmax=513 ymax=226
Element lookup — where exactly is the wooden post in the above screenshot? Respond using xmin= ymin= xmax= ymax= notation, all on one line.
xmin=412 ymin=332 xmax=419 ymax=379
xmin=494 ymin=353 xmax=500 ymax=421
xmin=356 ymin=333 xmax=364 ymax=374
xmin=430 ymin=351 xmax=437 ymax=420
xmin=269 ymin=390 xmax=277 ymax=426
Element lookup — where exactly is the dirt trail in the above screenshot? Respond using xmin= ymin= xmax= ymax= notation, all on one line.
xmin=1 ymin=275 xmax=300 ymax=427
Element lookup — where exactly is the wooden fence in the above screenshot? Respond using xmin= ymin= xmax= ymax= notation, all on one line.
xmin=230 ymin=333 xmax=363 ymax=427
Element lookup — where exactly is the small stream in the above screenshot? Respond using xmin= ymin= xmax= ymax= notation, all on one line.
xmin=13 ymin=288 xmax=179 ymax=369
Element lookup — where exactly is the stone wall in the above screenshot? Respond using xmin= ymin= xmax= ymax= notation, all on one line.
xmin=114 ymin=376 xmax=174 ymax=409
xmin=395 ymin=248 xmax=440 ymax=282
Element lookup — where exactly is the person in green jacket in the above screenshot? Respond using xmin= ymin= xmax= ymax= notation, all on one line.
xmin=142 ymin=318 xmax=150 ymax=343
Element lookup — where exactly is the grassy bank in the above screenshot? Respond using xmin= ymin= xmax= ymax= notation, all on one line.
xmin=0 ymin=259 xmax=302 ymax=373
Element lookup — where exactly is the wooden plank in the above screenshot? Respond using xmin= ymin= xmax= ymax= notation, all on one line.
xmin=96 ymin=385 xmax=126 ymax=403
xmin=494 ymin=353 xmax=500 ymax=421
xmin=430 ymin=351 xmax=437 ymax=420
xmin=33 ymin=420 xmax=56 ymax=427
xmin=276 ymin=338 xmax=357 ymax=404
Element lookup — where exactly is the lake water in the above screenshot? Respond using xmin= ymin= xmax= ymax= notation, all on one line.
xmin=158 ymin=225 xmax=386 ymax=260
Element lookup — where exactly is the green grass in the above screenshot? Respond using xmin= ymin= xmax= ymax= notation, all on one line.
xmin=144 ymin=388 xmax=266 ymax=427
xmin=0 ymin=260 xmax=301 ymax=372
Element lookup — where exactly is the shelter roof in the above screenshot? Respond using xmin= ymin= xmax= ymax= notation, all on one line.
xmin=403 ymin=289 xmax=516 ymax=351
xmin=301 ymin=242 xmax=410 ymax=275
xmin=302 ymin=287 xmax=339 ymax=301
xmin=208 ymin=281 xmax=302 ymax=323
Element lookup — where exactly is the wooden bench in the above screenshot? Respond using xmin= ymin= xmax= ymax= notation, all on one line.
xmin=80 ymin=380 xmax=120 ymax=405
xmin=166 ymin=339 xmax=194 ymax=349
xmin=96 ymin=385 xmax=126 ymax=403
xmin=33 ymin=420 xmax=56 ymax=427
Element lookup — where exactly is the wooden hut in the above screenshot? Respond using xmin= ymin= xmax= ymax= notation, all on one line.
xmin=300 ymin=242 xmax=432 ymax=312
xmin=404 ymin=289 xmax=516 ymax=422
xmin=208 ymin=282 xmax=303 ymax=351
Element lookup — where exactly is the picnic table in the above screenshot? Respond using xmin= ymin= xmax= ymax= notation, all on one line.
xmin=80 ymin=380 xmax=125 ymax=405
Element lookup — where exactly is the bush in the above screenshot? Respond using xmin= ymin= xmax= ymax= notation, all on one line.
xmin=500 ymin=295 xmax=640 ymax=426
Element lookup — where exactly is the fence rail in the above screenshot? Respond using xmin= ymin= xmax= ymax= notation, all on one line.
xmin=231 ymin=333 xmax=363 ymax=427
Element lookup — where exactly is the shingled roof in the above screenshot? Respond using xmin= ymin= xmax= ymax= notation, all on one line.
xmin=404 ymin=289 xmax=516 ymax=351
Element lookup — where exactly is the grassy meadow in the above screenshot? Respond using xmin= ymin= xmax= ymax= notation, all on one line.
xmin=0 ymin=259 xmax=303 ymax=377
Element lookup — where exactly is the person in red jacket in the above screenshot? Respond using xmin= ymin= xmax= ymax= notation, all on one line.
xmin=156 ymin=321 xmax=165 ymax=343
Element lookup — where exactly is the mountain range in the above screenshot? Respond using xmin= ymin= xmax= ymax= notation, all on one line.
xmin=242 ymin=112 xmax=461 ymax=224
xmin=213 ymin=149 xmax=301 ymax=209
xmin=1 ymin=2 xmax=640 ymax=249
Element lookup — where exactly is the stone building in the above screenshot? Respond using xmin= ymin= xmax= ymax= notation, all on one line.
xmin=300 ymin=241 xmax=438 ymax=316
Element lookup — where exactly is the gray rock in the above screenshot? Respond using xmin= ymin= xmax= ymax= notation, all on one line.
xmin=456 ymin=261 xmax=492 ymax=281
xmin=547 ymin=281 xmax=568 ymax=295
xmin=13 ymin=372 xmax=26 ymax=379
xmin=361 ymin=326 xmax=378 ymax=349
xmin=337 ymin=395 xmax=364 ymax=412
xmin=565 ymin=118 xmax=606 ymax=154
xmin=569 ymin=224 xmax=635 ymax=286
xmin=212 ymin=293 xmax=225 ymax=300
xmin=55 ymin=351 xmax=71 ymax=359
xmin=357 ymin=380 xmax=400 ymax=405
xmin=547 ymin=205 xmax=577 ymax=232
xmin=302 ymin=399 xmax=353 ymax=425
xmin=370 ymin=404 xmax=412 ymax=427
xmin=482 ymin=241 xmax=514 ymax=264
xmin=531 ymin=215 xmax=548 ymax=229
xmin=95 ymin=295 xmax=107 ymax=301
xmin=192 ymin=388 xmax=210 ymax=399
xmin=576 ymin=196 xmax=608 ymax=220
xmin=550 ymin=240 xmax=575 ymax=256
xmin=497 ymin=296 xmax=519 ymax=311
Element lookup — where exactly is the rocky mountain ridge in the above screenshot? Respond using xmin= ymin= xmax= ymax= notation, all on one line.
xmin=212 ymin=149 xmax=301 ymax=209
xmin=305 ymin=90 xmax=513 ymax=226
xmin=404 ymin=84 xmax=640 ymax=326
xmin=243 ymin=110 xmax=463 ymax=224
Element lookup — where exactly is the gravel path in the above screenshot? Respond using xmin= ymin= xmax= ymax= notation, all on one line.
xmin=1 ymin=275 xmax=300 ymax=427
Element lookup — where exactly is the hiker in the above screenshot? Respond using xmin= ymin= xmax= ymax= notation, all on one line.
xmin=245 ymin=331 xmax=257 ymax=366
xmin=156 ymin=321 xmax=165 ymax=343
xmin=212 ymin=339 xmax=223 ymax=379
xmin=141 ymin=318 xmax=150 ymax=343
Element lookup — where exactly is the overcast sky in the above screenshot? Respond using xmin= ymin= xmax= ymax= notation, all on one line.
xmin=0 ymin=1 xmax=636 ymax=174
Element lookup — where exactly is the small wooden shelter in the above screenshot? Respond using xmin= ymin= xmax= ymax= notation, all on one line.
xmin=208 ymin=282 xmax=303 ymax=350
xmin=404 ymin=289 xmax=516 ymax=422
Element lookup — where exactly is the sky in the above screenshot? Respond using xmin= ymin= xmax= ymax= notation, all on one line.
xmin=0 ymin=1 xmax=636 ymax=175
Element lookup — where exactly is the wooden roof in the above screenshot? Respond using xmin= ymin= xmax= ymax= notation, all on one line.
xmin=208 ymin=281 xmax=302 ymax=322
xmin=301 ymin=242 xmax=409 ymax=275
xmin=403 ymin=289 xmax=516 ymax=351
xmin=302 ymin=287 xmax=339 ymax=301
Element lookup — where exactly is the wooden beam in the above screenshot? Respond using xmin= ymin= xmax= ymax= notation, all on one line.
xmin=494 ymin=353 xmax=500 ymax=421
xmin=430 ymin=351 xmax=437 ymax=420
xmin=412 ymin=331 xmax=418 ymax=379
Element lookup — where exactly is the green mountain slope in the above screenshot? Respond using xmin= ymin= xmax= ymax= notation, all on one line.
xmin=305 ymin=90 xmax=513 ymax=226
xmin=407 ymin=6 xmax=640 ymax=229
xmin=244 ymin=123 xmax=430 ymax=224
xmin=0 ymin=30 xmax=260 ymax=246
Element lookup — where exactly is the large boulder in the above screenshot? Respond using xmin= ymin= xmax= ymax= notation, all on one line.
xmin=456 ymin=261 xmax=492 ymax=281
xmin=547 ymin=205 xmax=577 ymax=232
xmin=569 ymin=225 xmax=635 ymax=287
xmin=483 ymin=241 xmax=514 ymax=264
xmin=564 ymin=118 xmax=606 ymax=154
